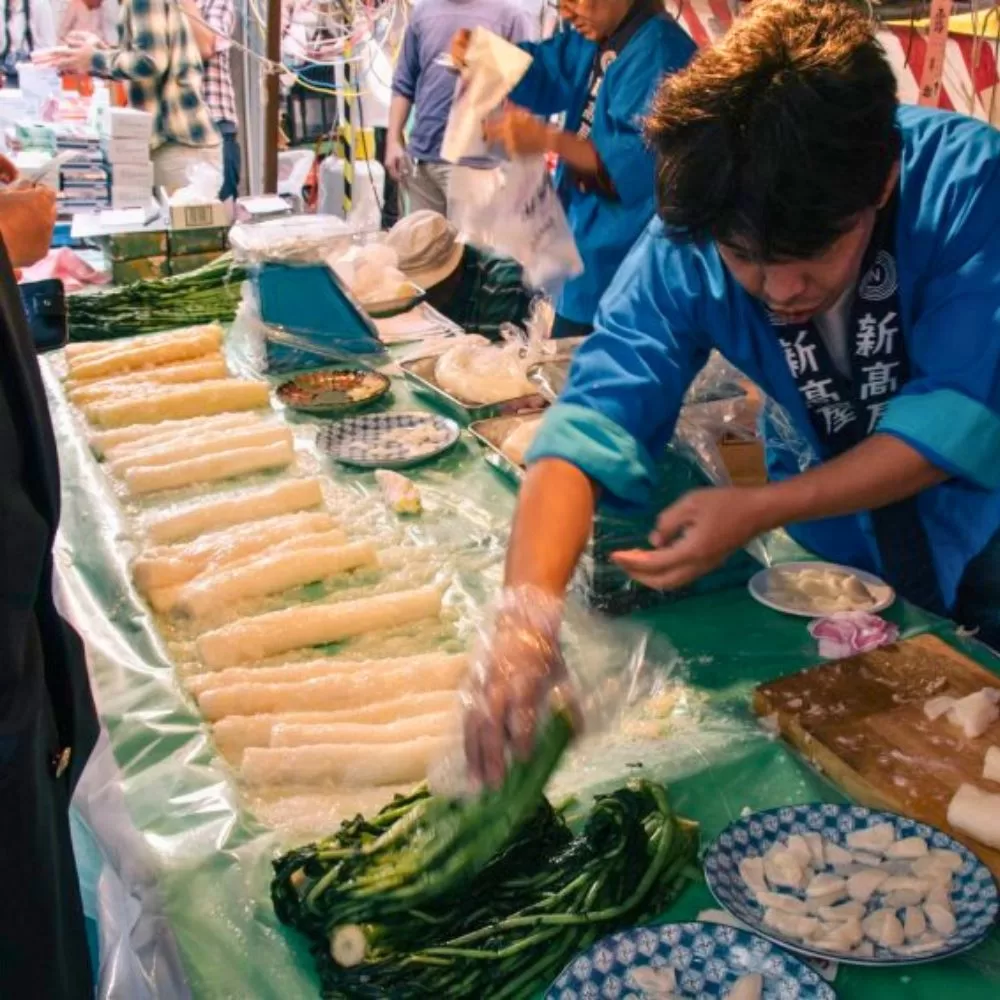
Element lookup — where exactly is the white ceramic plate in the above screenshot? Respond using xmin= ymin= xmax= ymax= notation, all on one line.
xmin=704 ymin=804 xmax=999 ymax=967
xmin=748 ymin=561 xmax=895 ymax=618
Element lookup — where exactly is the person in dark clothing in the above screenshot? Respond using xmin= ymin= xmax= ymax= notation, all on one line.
xmin=0 ymin=166 xmax=100 ymax=999
xmin=384 ymin=210 xmax=539 ymax=338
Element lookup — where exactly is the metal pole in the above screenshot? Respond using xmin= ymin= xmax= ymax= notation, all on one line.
xmin=263 ymin=0 xmax=282 ymax=192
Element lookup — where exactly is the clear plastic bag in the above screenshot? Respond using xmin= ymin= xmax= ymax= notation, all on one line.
xmin=168 ymin=162 xmax=223 ymax=206
xmin=434 ymin=583 xmax=660 ymax=793
xmin=229 ymin=214 xmax=355 ymax=266
xmin=451 ymin=156 xmax=584 ymax=294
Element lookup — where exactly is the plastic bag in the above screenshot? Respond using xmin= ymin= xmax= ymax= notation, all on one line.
xmin=229 ymin=214 xmax=354 ymax=265
xmin=434 ymin=320 xmax=551 ymax=405
xmin=435 ymin=583 xmax=658 ymax=793
xmin=326 ymin=243 xmax=410 ymax=305
xmin=453 ymin=156 xmax=583 ymax=294
xmin=168 ymin=162 xmax=222 ymax=206
xmin=441 ymin=28 xmax=532 ymax=163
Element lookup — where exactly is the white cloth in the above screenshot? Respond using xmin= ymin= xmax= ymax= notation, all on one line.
xmin=815 ymin=286 xmax=855 ymax=379
xmin=1 ymin=0 xmax=56 ymax=58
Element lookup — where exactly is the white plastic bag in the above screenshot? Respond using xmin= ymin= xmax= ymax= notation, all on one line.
xmin=456 ymin=156 xmax=582 ymax=294
xmin=441 ymin=28 xmax=532 ymax=163
xmin=326 ymin=243 xmax=409 ymax=304
xmin=169 ymin=162 xmax=223 ymax=206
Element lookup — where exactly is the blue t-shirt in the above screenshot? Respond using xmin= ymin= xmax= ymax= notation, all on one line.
xmin=509 ymin=18 xmax=695 ymax=325
xmin=391 ymin=0 xmax=531 ymax=163
xmin=528 ymin=107 xmax=1000 ymax=611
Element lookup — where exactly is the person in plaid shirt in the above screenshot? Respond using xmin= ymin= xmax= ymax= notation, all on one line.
xmin=182 ymin=0 xmax=240 ymax=201
xmin=52 ymin=0 xmax=221 ymax=194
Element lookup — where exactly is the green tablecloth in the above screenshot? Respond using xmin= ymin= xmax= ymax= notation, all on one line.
xmin=46 ymin=362 xmax=998 ymax=998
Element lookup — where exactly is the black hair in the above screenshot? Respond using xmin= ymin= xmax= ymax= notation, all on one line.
xmin=645 ymin=0 xmax=900 ymax=261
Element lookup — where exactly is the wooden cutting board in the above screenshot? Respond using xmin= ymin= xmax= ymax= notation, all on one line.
xmin=754 ymin=633 xmax=1000 ymax=879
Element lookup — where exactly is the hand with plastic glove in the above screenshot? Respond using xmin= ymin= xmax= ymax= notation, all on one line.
xmin=463 ymin=586 xmax=579 ymax=789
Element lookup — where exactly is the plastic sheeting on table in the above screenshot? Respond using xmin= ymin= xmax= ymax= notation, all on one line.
xmin=44 ymin=348 xmax=1000 ymax=1000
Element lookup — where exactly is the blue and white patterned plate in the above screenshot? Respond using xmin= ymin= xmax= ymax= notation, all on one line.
xmin=315 ymin=411 xmax=460 ymax=469
xmin=546 ymin=921 xmax=836 ymax=999
xmin=704 ymin=803 xmax=999 ymax=967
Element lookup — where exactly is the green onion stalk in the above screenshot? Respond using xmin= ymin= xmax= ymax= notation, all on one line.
xmin=272 ymin=711 xmax=699 ymax=1000
xmin=67 ymin=255 xmax=247 ymax=341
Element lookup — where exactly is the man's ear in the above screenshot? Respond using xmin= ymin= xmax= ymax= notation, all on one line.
xmin=878 ymin=160 xmax=901 ymax=209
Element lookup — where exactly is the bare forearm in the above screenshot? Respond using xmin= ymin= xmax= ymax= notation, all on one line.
xmin=388 ymin=94 xmax=412 ymax=143
xmin=504 ymin=458 xmax=598 ymax=597
xmin=547 ymin=129 xmax=601 ymax=177
xmin=758 ymin=434 xmax=947 ymax=532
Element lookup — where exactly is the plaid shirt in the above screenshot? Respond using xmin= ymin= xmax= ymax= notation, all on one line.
xmin=91 ymin=0 xmax=219 ymax=150
xmin=197 ymin=0 xmax=237 ymax=126
xmin=445 ymin=246 xmax=538 ymax=340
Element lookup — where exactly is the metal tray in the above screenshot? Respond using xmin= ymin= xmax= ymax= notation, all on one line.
xmin=401 ymin=355 xmax=548 ymax=425
xmin=468 ymin=413 xmax=548 ymax=485
xmin=361 ymin=280 xmax=426 ymax=319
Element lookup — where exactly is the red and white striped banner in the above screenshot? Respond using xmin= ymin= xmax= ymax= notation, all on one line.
xmin=678 ymin=0 xmax=1000 ymax=125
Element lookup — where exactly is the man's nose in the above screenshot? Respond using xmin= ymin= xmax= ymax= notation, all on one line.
xmin=762 ymin=265 xmax=809 ymax=307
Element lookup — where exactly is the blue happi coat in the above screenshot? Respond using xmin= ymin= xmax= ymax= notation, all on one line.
xmin=528 ymin=107 xmax=1000 ymax=610
xmin=509 ymin=15 xmax=695 ymax=325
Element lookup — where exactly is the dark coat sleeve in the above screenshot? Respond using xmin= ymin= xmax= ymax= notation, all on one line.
xmin=0 ymin=239 xmax=98 ymax=789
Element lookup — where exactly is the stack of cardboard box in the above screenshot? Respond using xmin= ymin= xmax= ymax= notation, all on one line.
xmin=100 ymin=108 xmax=154 ymax=210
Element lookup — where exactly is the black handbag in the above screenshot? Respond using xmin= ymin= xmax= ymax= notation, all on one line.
xmin=19 ymin=278 xmax=68 ymax=354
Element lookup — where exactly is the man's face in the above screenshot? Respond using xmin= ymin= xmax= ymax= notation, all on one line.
xmin=717 ymin=209 xmax=878 ymax=325
xmin=559 ymin=0 xmax=632 ymax=42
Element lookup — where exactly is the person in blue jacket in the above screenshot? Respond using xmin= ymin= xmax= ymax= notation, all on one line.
xmin=463 ymin=0 xmax=1000 ymax=786
xmin=452 ymin=0 xmax=695 ymax=340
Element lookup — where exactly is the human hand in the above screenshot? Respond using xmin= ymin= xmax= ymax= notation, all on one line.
xmin=384 ymin=133 xmax=408 ymax=181
xmin=0 ymin=185 xmax=57 ymax=268
xmin=47 ymin=45 xmax=96 ymax=74
xmin=611 ymin=486 xmax=773 ymax=591
xmin=66 ymin=31 xmax=103 ymax=49
xmin=483 ymin=106 xmax=554 ymax=158
xmin=463 ymin=586 xmax=578 ymax=789
xmin=0 ymin=154 xmax=17 ymax=184
xmin=450 ymin=29 xmax=471 ymax=67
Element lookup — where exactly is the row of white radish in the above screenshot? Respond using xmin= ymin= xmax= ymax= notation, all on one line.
xmin=64 ymin=325 xmax=467 ymax=834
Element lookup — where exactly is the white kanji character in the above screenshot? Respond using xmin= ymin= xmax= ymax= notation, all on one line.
xmin=780 ymin=330 xmax=819 ymax=378
xmin=860 ymin=360 xmax=900 ymax=400
xmin=801 ymin=378 xmax=841 ymax=407
xmin=856 ymin=312 xmax=898 ymax=358
xmin=867 ymin=401 xmax=888 ymax=433
xmin=817 ymin=402 xmax=857 ymax=435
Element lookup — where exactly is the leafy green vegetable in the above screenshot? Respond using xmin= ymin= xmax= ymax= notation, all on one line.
xmin=272 ymin=731 xmax=699 ymax=1000
xmin=68 ymin=254 xmax=246 ymax=341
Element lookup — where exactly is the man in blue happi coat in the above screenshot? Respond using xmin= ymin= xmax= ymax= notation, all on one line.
xmin=464 ymin=0 xmax=1000 ymax=785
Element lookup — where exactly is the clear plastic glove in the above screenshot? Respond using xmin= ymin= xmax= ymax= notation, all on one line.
xmin=462 ymin=586 xmax=580 ymax=789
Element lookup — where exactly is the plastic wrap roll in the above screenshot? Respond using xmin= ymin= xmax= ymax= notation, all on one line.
xmin=85 ymin=379 xmax=270 ymax=428
xmin=171 ymin=541 xmax=378 ymax=619
xmin=241 ymin=735 xmax=452 ymax=787
xmin=144 ymin=477 xmax=325 ymax=544
xmin=197 ymin=652 xmax=467 ymax=719
xmin=67 ymin=323 xmax=224 ymax=381
xmin=123 ymin=439 xmax=294 ymax=496
xmin=196 ymin=585 xmax=444 ymax=669
xmin=110 ymin=424 xmax=292 ymax=475
xmin=133 ymin=513 xmax=339 ymax=592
